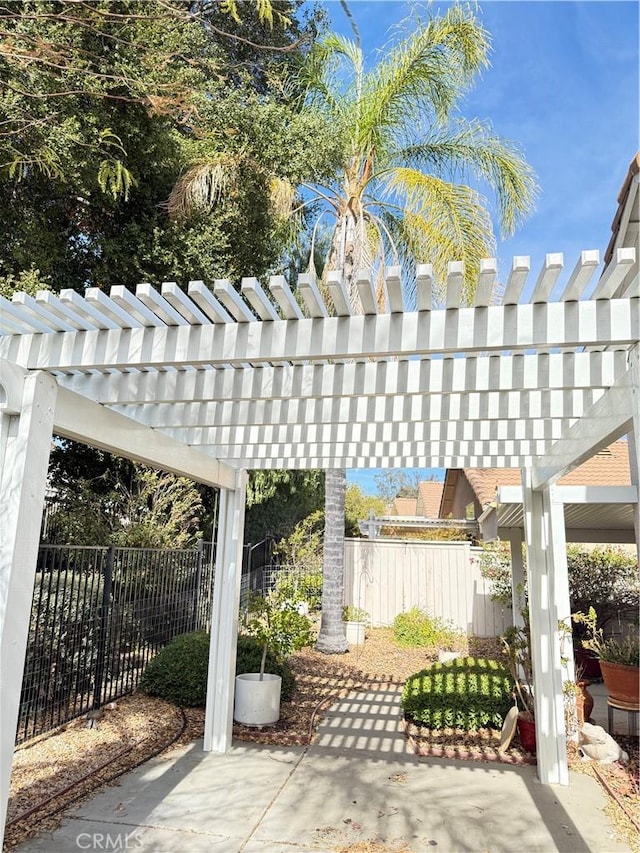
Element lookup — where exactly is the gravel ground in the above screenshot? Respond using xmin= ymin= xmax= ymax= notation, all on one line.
xmin=5 ymin=628 xmax=638 ymax=852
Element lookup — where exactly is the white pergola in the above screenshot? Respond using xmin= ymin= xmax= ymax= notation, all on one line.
xmin=1 ymin=245 xmax=639 ymax=838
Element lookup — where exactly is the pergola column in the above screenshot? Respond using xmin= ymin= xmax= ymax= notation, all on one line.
xmin=507 ymin=527 xmax=526 ymax=629
xmin=204 ymin=469 xmax=247 ymax=753
xmin=628 ymin=345 xmax=640 ymax=564
xmin=521 ymin=470 xmax=569 ymax=786
xmin=0 ymin=370 xmax=57 ymax=840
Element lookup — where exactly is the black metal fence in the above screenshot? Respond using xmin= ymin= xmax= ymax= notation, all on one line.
xmin=17 ymin=541 xmax=215 ymax=744
xmin=16 ymin=535 xmax=320 ymax=745
xmin=240 ymin=537 xmax=322 ymax=610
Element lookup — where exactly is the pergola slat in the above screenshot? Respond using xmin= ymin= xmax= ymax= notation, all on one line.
xmin=530 ymin=253 xmax=563 ymax=303
xmin=11 ymin=292 xmax=76 ymax=333
xmin=502 ymin=256 xmax=530 ymax=304
xmin=559 ymin=250 xmax=600 ymax=301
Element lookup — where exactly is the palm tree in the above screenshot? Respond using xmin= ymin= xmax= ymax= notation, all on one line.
xmin=167 ymin=4 xmax=537 ymax=654
xmin=301 ymin=4 xmax=537 ymax=652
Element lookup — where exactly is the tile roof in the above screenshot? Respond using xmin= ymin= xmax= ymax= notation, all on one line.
xmin=417 ymin=481 xmax=445 ymax=517
xmin=464 ymin=441 xmax=631 ymax=508
xmin=392 ymin=497 xmax=418 ymax=516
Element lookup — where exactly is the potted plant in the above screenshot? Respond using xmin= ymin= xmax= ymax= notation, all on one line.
xmin=501 ymin=616 xmax=537 ymax=752
xmin=342 ymin=605 xmax=369 ymax=646
xmin=562 ymin=662 xmax=595 ymax=736
xmin=234 ymin=591 xmax=313 ymax=727
xmin=573 ymin=607 xmax=639 ymax=709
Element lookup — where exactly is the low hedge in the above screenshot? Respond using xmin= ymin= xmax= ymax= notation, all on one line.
xmin=140 ymin=631 xmax=295 ymax=706
xmin=401 ymin=657 xmax=513 ymax=731
xmin=393 ymin=607 xmax=463 ymax=649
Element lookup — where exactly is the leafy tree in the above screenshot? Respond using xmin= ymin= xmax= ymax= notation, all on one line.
xmin=0 ymin=0 xmax=335 ymax=289
xmin=344 ymin=485 xmax=385 ymax=537
xmin=479 ymin=541 xmax=639 ymax=638
xmin=374 ymin=470 xmax=428 ymax=504
xmin=297 ymin=5 xmax=537 ymax=653
xmin=244 ymin=470 xmax=324 ymax=543
xmin=46 ymin=440 xmax=209 ymax=547
xmin=2 ymin=3 xmax=332 ymax=548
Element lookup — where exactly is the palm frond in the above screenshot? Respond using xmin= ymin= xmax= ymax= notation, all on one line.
xmin=166 ymin=157 xmax=240 ymax=220
xmin=383 ymin=167 xmax=494 ymax=299
xmin=357 ymin=4 xmax=490 ymax=155
xmin=269 ymin=177 xmax=296 ymax=218
xmin=391 ymin=120 xmax=538 ymax=236
xmin=300 ymin=34 xmax=361 ymax=120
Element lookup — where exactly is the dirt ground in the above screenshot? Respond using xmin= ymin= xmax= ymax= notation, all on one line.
xmin=5 ymin=628 xmax=639 ymax=852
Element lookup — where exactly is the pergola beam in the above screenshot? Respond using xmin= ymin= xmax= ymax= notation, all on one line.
xmin=142 ymin=389 xmax=604 ymax=438
xmin=56 ymin=351 xmax=629 ymax=406
xmin=145 ymin=418 xmax=575 ymax=446
xmin=530 ymin=370 xmax=634 ymax=489
xmin=187 ymin=438 xmax=566 ymax=462
xmin=3 ymin=298 xmax=637 ymax=371
xmin=197 ymin=452 xmax=539 ymax=470
xmin=54 ymin=386 xmax=237 ymax=489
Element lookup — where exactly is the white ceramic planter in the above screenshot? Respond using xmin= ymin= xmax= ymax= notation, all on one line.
xmin=234 ymin=673 xmax=282 ymax=726
xmin=344 ymin=620 xmax=365 ymax=645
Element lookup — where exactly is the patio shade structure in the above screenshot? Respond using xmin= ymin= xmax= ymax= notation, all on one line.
xmin=1 ymin=245 xmax=639 ymax=839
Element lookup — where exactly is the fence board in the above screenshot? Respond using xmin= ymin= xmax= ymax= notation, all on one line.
xmin=344 ymin=539 xmax=509 ymax=637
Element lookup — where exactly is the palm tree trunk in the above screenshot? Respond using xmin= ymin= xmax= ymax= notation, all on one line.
xmin=315 ymin=467 xmax=348 ymax=653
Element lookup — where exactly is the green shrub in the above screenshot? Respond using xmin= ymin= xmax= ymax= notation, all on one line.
xmin=140 ymin=631 xmax=210 ymax=706
xmin=140 ymin=631 xmax=296 ymax=706
xmin=401 ymin=657 xmax=513 ymax=731
xmin=393 ymin=607 xmax=463 ymax=649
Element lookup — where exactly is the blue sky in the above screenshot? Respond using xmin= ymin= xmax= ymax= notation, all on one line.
xmin=316 ymin=1 xmax=639 ymax=495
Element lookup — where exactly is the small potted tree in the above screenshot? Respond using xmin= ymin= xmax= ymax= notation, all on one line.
xmin=234 ymin=591 xmax=313 ymax=727
xmin=573 ymin=607 xmax=639 ymax=709
xmin=342 ymin=605 xmax=369 ymax=646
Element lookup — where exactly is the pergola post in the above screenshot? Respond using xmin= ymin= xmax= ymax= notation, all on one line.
xmin=507 ymin=527 xmax=526 ymax=629
xmin=628 ymin=345 xmax=640 ymax=565
xmin=203 ymin=469 xmax=247 ymax=753
xmin=521 ymin=470 xmax=569 ymax=786
xmin=0 ymin=370 xmax=57 ymax=840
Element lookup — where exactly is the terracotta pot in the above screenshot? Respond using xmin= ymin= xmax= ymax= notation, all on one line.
xmin=516 ymin=715 xmax=536 ymax=753
xmin=574 ymin=681 xmax=594 ymax=727
xmin=574 ymin=644 xmax=601 ymax=680
xmin=600 ymin=660 xmax=640 ymax=709
xmin=578 ymin=681 xmax=594 ymax=721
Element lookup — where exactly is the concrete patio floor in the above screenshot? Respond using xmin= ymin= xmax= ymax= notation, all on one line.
xmin=15 ymin=685 xmax=629 ymax=853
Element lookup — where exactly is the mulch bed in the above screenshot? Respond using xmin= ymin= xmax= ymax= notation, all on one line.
xmin=4 ymin=629 xmax=638 ymax=852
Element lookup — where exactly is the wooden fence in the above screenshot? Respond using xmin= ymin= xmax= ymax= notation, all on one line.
xmin=344 ymin=538 xmax=510 ymax=637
